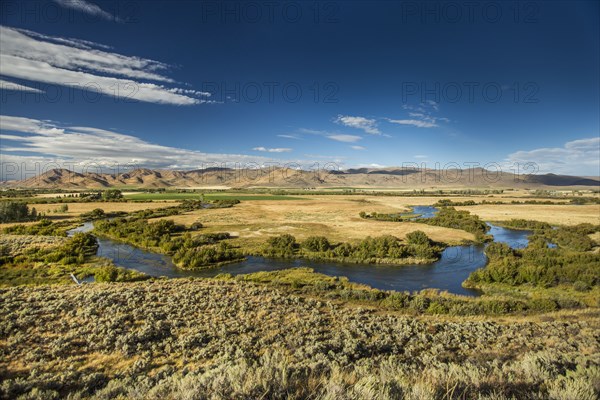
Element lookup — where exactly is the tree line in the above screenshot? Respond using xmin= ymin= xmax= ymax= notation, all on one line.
xmin=0 ymin=201 xmax=39 ymax=223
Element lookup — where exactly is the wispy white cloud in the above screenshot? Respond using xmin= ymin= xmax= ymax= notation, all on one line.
xmin=351 ymin=145 xmax=366 ymax=150
xmin=506 ymin=137 xmax=600 ymax=176
xmin=52 ymin=0 xmax=120 ymax=22
xmin=296 ymin=128 xmax=364 ymax=143
xmin=0 ymin=79 xmax=44 ymax=94
xmin=387 ymin=118 xmax=437 ymax=128
xmin=0 ymin=26 xmax=210 ymax=105
xmin=297 ymin=128 xmax=329 ymax=135
xmin=334 ymin=115 xmax=380 ymax=135
xmin=414 ymin=154 xmax=428 ymax=159
xmin=297 ymin=128 xmax=364 ymax=143
xmin=0 ymin=115 xmax=282 ymax=174
xmin=388 ymin=102 xmax=448 ymax=128
xmin=253 ymin=147 xmax=292 ymax=153
xmin=327 ymin=134 xmax=362 ymax=143
xmin=277 ymin=134 xmax=301 ymax=140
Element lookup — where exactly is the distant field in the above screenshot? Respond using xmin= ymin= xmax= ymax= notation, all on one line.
xmin=457 ymin=204 xmax=600 ymax=226
xmin=125 ymin=192 xmax=308 ymax=201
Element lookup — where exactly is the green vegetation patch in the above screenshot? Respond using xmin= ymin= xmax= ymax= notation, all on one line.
xmin=94 ymin=218 xmax=242 ymax=269
xmin=0 ymin=232 xmax=147 ymax=286
xmin=259 ymin=232 xmax=444 ymax=264
xmin=466 ymin=223 xmax=600 ymax=290
xmin=2 ymin=219 xmax=76 ymax=236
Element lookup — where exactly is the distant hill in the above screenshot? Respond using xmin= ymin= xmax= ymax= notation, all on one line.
xmin=2 ymin=167 xmax=599 ymax=189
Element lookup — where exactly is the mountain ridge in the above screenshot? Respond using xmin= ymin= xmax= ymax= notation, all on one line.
xmin=2 ymin=167 xmax=599 ymax=189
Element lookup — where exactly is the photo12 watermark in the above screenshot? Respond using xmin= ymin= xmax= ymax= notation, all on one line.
xmin=398 ymin=1 xmax=540 ymax=24
xmin=401 ymin=81 xmax=540 ymax=104
xmin=0 ymin=80 xmax=341 ymax=105
xmin=198 ymin=1 xmax=340 ymax=24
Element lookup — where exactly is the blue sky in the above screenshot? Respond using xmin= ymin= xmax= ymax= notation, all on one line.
xmin=0 ymin=0 xmax=599 ymax=179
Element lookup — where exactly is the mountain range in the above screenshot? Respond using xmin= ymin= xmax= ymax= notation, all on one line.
xmin=2 ymin=168 xmax=599 ymax=189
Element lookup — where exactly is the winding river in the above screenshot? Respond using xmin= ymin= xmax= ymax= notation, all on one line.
xmin=68 ymin=206 xmax=531 ymax=296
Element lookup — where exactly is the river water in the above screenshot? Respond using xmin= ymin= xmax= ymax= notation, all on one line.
xmin=68 ymin=206 xmax=531 ymax=296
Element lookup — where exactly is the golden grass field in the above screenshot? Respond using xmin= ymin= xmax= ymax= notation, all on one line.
xmin=154 ymin=195 xmax=600 ymax=248
xmin=457 ymin=204 xmax=600 ymax=225
xmin=160 ymin=196 xmax=474 ymax=246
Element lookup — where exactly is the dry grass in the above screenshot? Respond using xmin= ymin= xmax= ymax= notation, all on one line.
xmin=456 ymin=204 xmax=600 ymax=225
xmin=158 ymin=197 xmax=475 ymax=245
xmin=1 ymin=279 xmax=598 ymax=399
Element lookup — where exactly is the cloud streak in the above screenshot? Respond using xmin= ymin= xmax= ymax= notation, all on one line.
xmin=327 ymin=134 xmax=362 ymax=143
xmin=0 ymin=26 xmax=209 ymax=105
xmin=253 ymin=147 xmax=292 ymax=153
xmin=387 ymin=102 xmax=448 ymax=128
xmin=52 ymin=0 xmax=120 ymax=22
xmin=387 ymin=118 xmax=437 ymax=128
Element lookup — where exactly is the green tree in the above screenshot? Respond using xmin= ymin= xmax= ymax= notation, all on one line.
xmin=302 ymin=236 xmax=331 ymax=252
xmin=0 ymin=201 xmax=36 ymax=223
xmin=102 ymin=189 xmax=123 ymax=201
xmin=406 ymin=230 xmax=431 ymax=246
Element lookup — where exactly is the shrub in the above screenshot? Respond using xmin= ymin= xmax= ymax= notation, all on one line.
xmin=426 ymin=301 xmax=449 ymax=315
xmin=574 ymin=281 xmax=591 ymax=292
xmin=81 ymin=208 xmax=105 ymax=221
xmin=95 ymin=265 xmax=119 ymax=282
xmin=302 ymin=236 xmax=331 ymax=252
xmin=190 ymin=221 xmax=204 ymax=231
xmin=263 ymin=234 xmax=298 ymax=257
xmin=102 ymin=189 xmax=123 ymax=200
xmin=406 ymin=230 xmax=431 ymax=246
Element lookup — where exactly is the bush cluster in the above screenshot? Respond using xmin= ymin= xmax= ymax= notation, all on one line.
xmin=467 ymin=224 xmax=600 ymax=288
xmin=94 ymin=218 xmax=184 ymax=249
xmin=261 ymin=232 xmax=442 ymax=263
xmin=422 ymin=207 xmax=490 ymax=240
xmin=2 ymin=219 xmax=72 ymax=236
